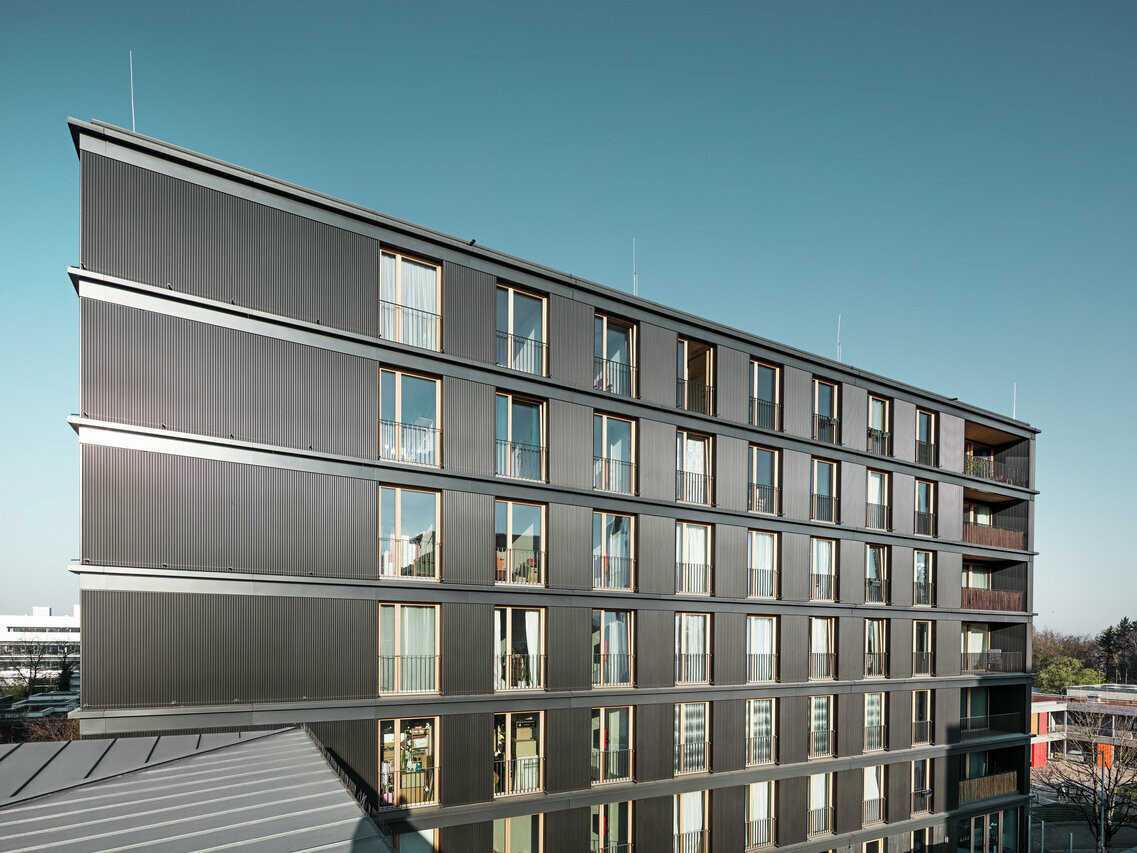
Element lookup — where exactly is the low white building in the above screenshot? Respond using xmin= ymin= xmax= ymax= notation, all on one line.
xmin=0 ymin=605 xmax=81 ymax=684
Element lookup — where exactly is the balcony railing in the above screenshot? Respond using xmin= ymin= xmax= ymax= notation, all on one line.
xmin=912 ymin=719 xmax=932 ymax=745
xmin=379 ymin=537 xmax=438 ymax=580
xmin=750 ymin=397 xmax=782 ymax=431
xmin=676 ymin=653 xmax=711 ymax=684
xmin=675 ymin=829 xmax=710 ymax=853
xmin=592 ymin=652 xmax=634 ymax=687
xmin=674 ymin=740 xmax=709 ymax=774
xmin=380 ymin=420 xmax=440 ymax=466
xmin=379 ymin=299 xmax=440 ymax=351
xmin=962 ymin=587 xmax=1026 ymax=612
xmin=594 ymin=456 xmax=636 ymax=494
xmin=960 ymin=713 xmax=1024 ymax=740
xmin=864 ymin=724 xmax=887 ymax=752
xmin=495 ymin=439 xmax=545 ymax=481
xmin=866 ymin=502 xmax=891 ymax=530
xmin=913 ymin=651 xmax=934 ymax=676
xmin=749 ymin=568 xmax=778 ymax=599
xmin=747 ymin=653 xmax=778 ymax=683
xmin=591 ymin=746 xmax=633 ymax=783
xmin=378 ymin=765 xmax=438 ymax=809
xmin=811 ymin=493 xmax=839 ymax=523
xmin=494 ymin=755 xmax=543 ymax=796
xmin=810 ymin=572 xmax=836 ymax=602
xmin=865 ymin=652 xmax=889 ymax=678
xmin=595 ymin=842 xmax=633 ymax=853
xmin=676 ymin=470 xmax=713 ymax=504
xmin=809 ymin=728 xmax=834 ymax=758
xmin=808 ymin=806 xmax=833 ymax=835
xmin=496 ymin=331 xmax=545 ymax=375
xmin=914 ymin=581 xmax=935 ymax=606
xmin=748 ymin=483 xmax=781 ymax=515
xmin=594 ymin=356 xmax=637 ymax=397
xmin=676 ymin=379 xmax=715 ymax=415
xmin=813 ymin=414 xmax=840 ymax=444
xmin=495 ymin=653 xmax=545 ymax=690
xmin=745 ymin=817 xmax=776 ymax=849
xmin=863 ymin=797 xmax=886 ymax=825
xmin=964 ymin=455 xmax=1029 ymax=488
xmin=963 ymin=522 xmax=1025 ymax=550
xmin=378 ymin=654 xmax=438 ymax=694
xmin=867 ymin=428 xmax=892 ymax=457
xmin=916 ymin=440 xmax=937 ymax=467
xmin=676 ymin=562 xmax=712 ymax=595
xmin=912 ymin=789 xmax=932 ymax=814
xmin=914 ymin=511 xmax=937 ymax=537
xmin=865 ymin=577 xmax=886 ymax=604
xmin=961 ymin=651 xmax=1025 ymax=673
xmin=495 ymin=548 xmax=544 ymax=585
xmin=746 ymin=734 xmax=776 ymax=766
xmin=959 ymin=770 xmax=1018 ymax=803
xmin=593 ymin=555 xmax=634 ymax=591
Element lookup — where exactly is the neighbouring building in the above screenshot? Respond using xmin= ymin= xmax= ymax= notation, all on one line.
xmin=67 ymin=118 xmax=1037 ymax=853
xmin=0 ymin=606 xmax=80 ymax=685
xmin=1030 ymin=688 xmax=1137 ymax=768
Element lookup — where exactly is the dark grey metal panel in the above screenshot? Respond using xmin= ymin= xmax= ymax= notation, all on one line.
xmin=841 ymin=384 xmax=868 ymax=452
xmin=547 ymin=607 xmax=591 ymax=691
xmin=309 ymin=719 xmax=379 ymax=803
xmin=82 ymin=445 xmax=378 ymax=579
xmin=892 ymin=398 xmax=917 ymax=463
xmin=992 ymin=624 xmax=1027 ymax=658
xmin=711 ymin=784 xmax=745 ymax=852
xmin=80 ymin=589 xmax=375 ymax=708
xmin=887 ymin=760 xmax=912 ymax=824
xmin=638 ymin=515 xmax=676 ymax=596
xmin=779 ymin=696 xmax=808 ymax=768
xmin=442 ymin=603 xmax=493 ymax=695
xmin=938 ymin=551 xmax=962 ymax=609
xmin=714 ymin=524 xmax=746 ymax=599
xmin=548 ymin=294 xmax=593 ymax=388
xmin=441 ymin=491 xmax=494 ymax=585
xmin=82 ymin=299 xmax=379 ymax=457
xmin=781 ymin=450 xmax=811 ymax=521
xmin=440 ymin=713 xmax=493 ymax=806
xmin=546 ymin=807 xmax=589 ymax=853
xmin=837 ymin=692 xmax=862 ymax=758
xmin=715 ymin=436 xmax=748 ymax=512
xmin=549 ymin=399 xmax=591 ymax=490
xmin=778 ymin=615 xmax=808 ymax=684
xmin=839 ymin=539 xmax=865 ymax=604
xmin=840 ymin=461 xmax=867 ymax=529
xmin=780 ymin=533 xmax=809 ymax=602
xmin=440 ymin=822 xmax=493 ymax=852
xmin=939 ymin=412 xmax=965 ymax=473
xmin=888 ymin=690 xmax=912 ymax=752
xmin=935 ymin=689 xmax=959 ymax=751
xmin=634 ymin=703 xmax=674 ymax=782
xmin=776 ymin=774 xmax=807 ymax=846
xmin=891 ymin=619 xmax=913 ymax=679
xmin=834 ymin=767 xmax=863 ymax=834
xmin=717 ymin=346 xmax=749 ymax=423
xmin=711 ymin=699 xmax=743 ymax=773
xmin=546 ymin=707 xmax=590 ymax=794
xmin=638 ymin=323 xmax=677 ymax=407
xmin=634 ymin=795 xmax=673 ymax=852
xmin=933 ymin=755 xmax=951 ymax=813
xmin=638 ymin=419 xmax=676 ymax=501
xmin=712 ymin=612 xmax=745 ymax=686
xmin=935 ymin=620 xmax=962 ymax=678
xmin=782 ymin=366 xmax=812 ymax=438
xmin=442 ymin=261 xmax=495 ymax=362
xmin=442 ymin=376 xmax=493 ymax=476
xmin=892 ymin=472 xmax=915 ymax=536
xmin=82 ymin=152 xmax=379 ymax=336
xmin=891 ymin=545 xmax=914 ymax=606
xmin=548 ymin=503 xmax=592 ymax=590
xmin=636 ymin=609 xmax=675 ymax=689
xmin=938 ymin=483 xmax=964 ymax=542
xmin=838 ymin=617 xmax=863 ymax=681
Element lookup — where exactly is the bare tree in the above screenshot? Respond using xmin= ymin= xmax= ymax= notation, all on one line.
xmin=6 ymin=641 xmax=52 ymax=699
xmin=1034 ymin=709 xmax=1137 ymax=851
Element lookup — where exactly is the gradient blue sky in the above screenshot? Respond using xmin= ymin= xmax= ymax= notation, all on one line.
xmin=1 ymin=1 xmax=1133 ymax=633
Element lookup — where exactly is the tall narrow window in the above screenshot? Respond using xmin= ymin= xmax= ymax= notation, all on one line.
xmin=674 ymin=791 xmax=708 ymax=852
xmin=962 ymin=623 xmax=990 ymax=672
xmin=913 ymin=689 xmax=932 ymax=744
xmin=495 ymin=607 xmax=544 ymax=690
xmin=747 ymin=780 xmax=776 ymax=848
xmin=593 ymin=511 xmax=634 ymax=591
xmin=747 ymin=616 xmax=777 ymax=682
xmin=963 ymin=561 xmax=993 ymax=590
xmin=380 ymin=250 xmax=440 ymax=350
xmin=916 ymin=409 xmax=937 ymax=466
xmin=865 ymin=544 xmax=887 ymax=603
xmin=865 ymin=618 xmax=888 ymax=677
xmin=810 ymin=538 xmax=837 ymax=602
xmin=867 ymin=396 xmax=891 ymax=456
xmin=749 ymin=531 xmax=778 ymax=599
xmin=676 ymin=430 xmax=712 ymax=504
xmin=749 ymin=445 xmax=780 ymax=514
xmin=379 ymin=604 xmax=438 ymax=694
xmin=912 ymin=758 xmax=931 ymax=813
xmin=746 ymin=698 xmax=776 ymax=766
xmin=808 ymin=773 xmax=832 ymax=834
xmin=864 ymin=692 xmax=885 ymax=752
xmin=591 ymin=801 xmax=632 ymax=852
xmin=675 ymin=613 xmax=710 ymax=684
xmin=496 ymin=284 xmax=546 ymax=375
xmin=496 ymin=392 xmax=545 ymax=480
xmin=493 ymin=712 xmax=543 ymax=796
xmin=594 ymin=314 xmax=636 ymax=396
xmin=594 ymin=413 xmax=635 ymax=493
xmin=677 ymin=338 xmax=714 ymax=414
xmin=751 ymin=361 xmax=781 ymax=430
xmin=914 ymin=621 xmax=933 ymax=675
xmin=674 ymin=702 xmax=709 ymax=774
xmin=378 ymin=717 xmax=438 ymax=808
xmin=592 ymin=610 xmax=633 ymax=686
xmin=962 ymin=686 xmax=990 ymax=731
xmin=863 ymin=765 xmax=885 ymax=824
xmin=866 ymin=470 xmax=890 ymax=530
xmin=912 ymin=827 xmax=931 ymax=852
xmin=811 ymin=459 xmax=838 ymax=522
xmin=379 ymin=487 xmax=439 ymax=580
xmin=495 ymin=500 xmax=544 ymax=586
xmin=810 ymin=618 xmax=835 ymax=680
xmin=914 ymin=551 xmax=935 ymax=605
xmin=915 ymin=480 xmax=936 ymax=536
xmin=809 ymin=695 xmax=834 ymax=757
xmin=812 ymin=379 xmax=840 ymax=443
xmin=676 ymin=522 xmax=712 ymax=595
xmin=494 ymin=815 xmax=543 ymax=853
xmin=591 ymin=706 xmax=633 ymax=784
xmin=380 ymin=369 xmax=440 ymax=466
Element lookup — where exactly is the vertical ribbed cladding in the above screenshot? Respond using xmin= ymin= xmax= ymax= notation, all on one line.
xmin=633 ymin=795 xmax=672 ymax=852
xmin=548 ymin=399 xmax=591 ymax=490
xmin=780 ymin=449 xmax=810 ymax=520
xmin=891 ymin=398 xmax=917 ymax=463
xmin=937 ymin=551 xmax=963 ymax=608
xmin=441 ymin=260 xmax=495 ymax=363
xmin=939 ymin=412 xmax=966 ymax=472
xmin=636 ymin=419 xmax=676 ymax=502
xmin=839 ymin=539 xmax=865 ymax=604
xmin=711 ymin=699 xmax=744 ymax=772
xmin=712 ymin=612 xmax=745 ymax=685
xmin=834 ymin=767 xmax=863 ymax=834
xmin=441 ymin=376 xmax=493 ymax=476
xmin=889 ymin=690 xmax=913 ymax=751
xmin=839 ymin=460 xmax=867 ymax=528
xmin=710 ymin=785 xmax=745 ymax=852
xmin=714 ymin=436 xmax=748 ymax=512
xmin=887 ymin=759 xmax=913 ymax=823
xmin=837 ymin=691 xmax=863 ymax=757
xmin=80 ymin=589 xmax=376 ymax=707
xmin=838 ymin=617 xmax=863 ymax=681
xmin=633 ymin=702 xmax=673 ymax=782
xmin=440 ymin=603 xmax=492 ymax=695
xmin=308 ymin=719 xmax=379 ymax=803
xmin=778 ymin=696 xmax=808 ymax=766
xmin=992 ymin=624 xmax=1028 ymax=659
xmin=775 ymin=774 xmax=807 ymax=845
xmin=932 ymin=754 xmax=951 ymax=814
xmin=545 ymin=807 xmax=589 ymax=853
xmin=81 ymin=299 xmax=379 ymax=457
xmin=713 ymin=524 xmax=746 ymax=599
xmin=938 ymin=483 xmax=964 ymax=541
xmin=891 ymin=472 xmax=916 ymax=536
xmin=778 ymin=615 xmax=808 ymax=684
xmin=635 ymin=609 xmax=675 ymax=688
xmin=546 ymin=607 xmax=591 ymax=691
xmin=891 ymin=545 xmax=915 ymax=606
xmin=440 ymin=491 xmax=494 ymax=585
xmin=82 ymin=445 xmax=377 ymax=578
xmin=637 ymin=515 xmax=675 ymax=596
xmin=934 ymin=620 xmax=963 ymax=678
xmin=439 ymin=821 xmax=492 ymax=851
xmin=890 ymin=619 xmax=914 ymax=678
xmin=781 ymin=365 xmax=812 ymax=438
xmin=716 ymin=347 xmax=749 ymax=423
xmin=780 ymin=533 xmax=809 ymax=602
xmin=547 ymin=503 xmax=591 ymax=590
xmin=80 ymin=152 xmax=379 ymax=336
xmin=439 ymin=713 xmax=493 ymax=806
xmin=637 ymin=322 xmax=677 ymax=407
xmin=548 ymin=294 xmax=592 ymax=388
xmin=840 ymin=384 xmax=868 ymax=452
xmin=545 ymin=707 xmax=590 ymax=794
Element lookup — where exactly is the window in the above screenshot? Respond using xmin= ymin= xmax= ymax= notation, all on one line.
xmin=496 ymin=393 xmax=545 ymax=480
xmin=591 ymin=801 xmax=632 ymax=852
xmin=380 ymin=250 xmax=440 ymax=350
xmin=912 ymin=827 xmax=931 ymax=852
xmin=748 ymin=531 xmax=778 ymax=599
xmin=674 ymin=702 xmax=709 ymax=774
xmin=867 ymin=396 xmax=891 ymax=456
xmin=810 ymin=695 xmax=834 ymax=758
xmin=493 ymin=814 xmax=543 ymax=853
xmin=864 ymin=692 xmax=886 ymax=751
xmin=811 ymin=459 xmax=838 ymax=522
xmin=379 ymin=487 xmax=439 ymax=579
xmin=808 ymin=773 xmax=833 ymax=834
xmin=863 ymin=765 xmax=885 ymax=823
xmin=495 ymin=500 xmax=544 ymax=586
xmin=747 ymin=780 xmax=775 ymax=848
xmin=962 ymin=686 xmax=989 ymax=730
xmin=393 ymin=830 xmax=438 ymax=852
xmin=914 ymin=621 xmax=933 ymax=675
xmin=865 ymin=618 xmax=888 ymax=677
xmin=674 ymin=791 xmax=708 ymax=852
xmin=751 ymin=361 xmax=781 ymax=430
xmin=810 ymin=538 xmax=837 ymax=602
xmin=494 ymin=712 xmax=543 ymax=796
xmin=496 ymin=284 xmax=546 ymax=375
xmin=957 ymin=809 xmax=1019 ymax=853
xmin=592 ymin=706 xmax=632 ymax=783
xmin=865 ymin=544 xmax=887 ymax=603
xmin=676 ymin=522 xmax=712 ymax=595
xmin=913 ymin=689 xmax=932 ymax=744
xmin=677 ymin=338 xmax=714 ymax=414
xmin=495 ymin=607 xmax=544 ymax=690
xmin=810 ymin=618 xmax=835 ymax=679
xmin=962 ymin=624 xmax=990 ymax=671
xmin=864 ymin=841 xmax=885 ymax=853
xmin=747 ymin=616 xmax=777 ymax=682
xmin=916 ymin=409 xmax=937 ymax=466
xmin=964 ymin=500 xmax=994 ymax=526
xmin=594 ymin=314 xmax=636 ymax=396
xmin=592 ymin=610 xmax=633 ymax=687
xmin=749 ymin=445 xmax=780 ymax=514
xmin=378 ymin=717 xmax=438 ymax=808
xmin=594 ymin=414 xmax=636 ymax=493
xmin=812 ymin=379 xmax=840 ymax=443
xmin=962 ymin=750 xmax=988 ymax=781
xmin=915 ymin=480 xmax=936 ymax=535
xmin=963 ymin=561 xmax=992 ymax=590
xmin=380 ymin=369 xmax=440 ymax=466
xmin=379 ymin=604 xmax=438 ymax=694
xmin=675 ymin=613 xmax=710 ymax=684
xmin=913 ymin=758 xmax=931 ymax=813
xmin=746 ymin=698 xmax=775 ymax=766
xmin=676 ymin=430 xmax=712 ymax=504
xmin=593 ymin=511 xmax=634 ymax=591
xmin=914 ymin=551 xmax=935 ymax=605
xmin=866 ymin=470 xmax=889 ymax=530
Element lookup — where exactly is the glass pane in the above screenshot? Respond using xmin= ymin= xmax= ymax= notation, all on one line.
xmin=816 ymin=383 xmax=834 ymax=417
xmin=815 ymin=462 xmax=834 ymax=496
xmin=918 ymin=412 xmax=932 ymax=443
xmin=496 ymin=394 xmax=509 ymax=443
xmin=379 ymin=487 xmax=396 ymax=541
xmin=870 ymin=398 xmax=886 ymax=430
xmin=513 ymin=292 xmax=543 ymax=343
xmin=496 ymin=287 xmax=509 ymax=335
xmin=606 ymin=418 xmax=632 ymax=461
xmin=753 ymin=448 xmax=775 ymax=486
xmin=868 ymin=472 xmax=884 ymax=504
xmin=607 ymin=322 xmax=630 ymax=365
xmin=512 ymin=504 xmax=542 ymax=553
xmin=750 ymin=532 xmax=775 ymax=572
xmin=512 ymin=401 xmax=542 ymax=447
xmin=380 ymin=370 xmax=396 ymax=420
xmin=400 ymin=375 xmax=436 ymax=426
xmin=593 ymin=415 xmax=603 ymax=458
xmin=400 ymin=490 xmax=436 ymax=542
xmin=755 ymin=364 xmax=776 ymax=402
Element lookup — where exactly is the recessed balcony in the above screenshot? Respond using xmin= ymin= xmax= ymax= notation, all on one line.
xmin=959 ymin=769 xmax=1019 ymax=803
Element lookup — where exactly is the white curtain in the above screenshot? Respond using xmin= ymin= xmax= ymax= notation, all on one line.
xmin=524 ymin=610 xmax=541 ymax=658
xmin=750 ymin=533 xmax=774 ymax=573
xmin=401 ymin=606 xmax=435 ymax=691
xmin=811 ymin=696 xmax=831 ymax=732
xmin=748 ymin=618 xmax=773 ymax=655
xmin=864 ymin=766 xmax=883 ymax=800
xmin=868 ymin=472 xmax=884 ymax=504
xmin=812 ymin=538 xmax=834 ymax=575
xmin=604 ymin=612 xmax=631 ymax=683
xmin=865 ymin=693 xmax=883 ymax=727
xmin=809 ymin=773 xmax=829 ymax=808
xmin=811 ymin=618 xmax=831 ymax=654
xmin=866 ymin=620 xmax=886 ymax=654
xmin=677 ymin=790 xmax=704 ymax=834
xmin=749 ymin=781 xmax=771 ymax=820
xmin=686 ymin=614 xmax=706 ymax=655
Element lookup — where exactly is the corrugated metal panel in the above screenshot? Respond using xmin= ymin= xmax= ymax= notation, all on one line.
xmin=309 ymin=719 xmax=379 ymax=804
xmin=840 ymin=461 xmax=866 ymax=529
xmin=935 ymin=619 xmax=962 ymax=679
xmin=546 ymin=807 xmax=589 ymax=853
xmin=638 ymin=323 xmax=677 ymax=407
xmin=778 ymin=615 xmax=808 ymax=684
xmin=441 ymin=491 xmax=494 ymax=585
xmin=775 ymin=773 xmax=807 ymax=845
xmin=82 ymin=152 xmax=379 ymax=336
xmin=711 ymin=700 xmax=743 ymax=773
xmin=637 ymin=420 xmax=676 ymax=501
xmin=933 ymin=755 xmax=951 ymax=813
xmin=547 ymin=607 xmax=591 ymax=691
xmin=82 ymin=445 xmax=378 ymax=579
xmin=780 ymin=534 xmax=809 ymax=602
xmin=888 ymin=691 xmax=912 ymax=752
xmin=548 ymin=503 xmax=592 ymax=590
xmin=82 ymin=299 xmax=379 ymax=457
xmin=939 ymin=412 xmax=965 ymax=473
xmin=441 ymin=603 xmax=492 ymax=695
xmin=714 ymin=436 xmax=748 ymax=512
xmin=548 ymin=294 xmax=593 ymax=387
xmin=779 ymin=696 xmax=809 ymax=768
xmin=782 ymin=366 xmax=812 ymax=438
xmin=634 ymin=703 xmax=674 ymax=782
xmin=439 ymin=820 xmax=493 ymax=850
xmin=892 ymin=472 xmax=915 ymax=536
xmin=837 ymin=692 xmax=862 ymax=758
xmin=549 ymin=399 xmax=591 ymax=490
xmin=636 ymin=610 xmax=674 ymax=689
xmin=716 ymin=347 xmax=749 ymax=423
xmin=937 ymin=550 xmax=962 ymax=608
xmin=834 ymin=767 xmax=863 ymax=834
xmin=545 ymin=708 xmax=590 ymax=794
xmin=713 ymin=524 xmax=746 ymax=599
xmin=890 ymin=619 xmax=913 ymax=678
xmin=442 ymin=376 xmax=493 ymax=476
xmin=638 ymin=515 xmax=676 ymax=596
xmin=891 ymin=545 xmax=914 ymax=606
xmin=780 ymin=450 xmax=810 ymax=521
xmin=887 ymin=760 xmax=912 ymax=824
xmin=841 ymin=385 xmax=868 ymax=452
xmin=442 ymin=261 xmax=495 ymax=362
xmin=992 ymin=624 xmax=1027 ymax=658
xmin=892 ymin=398 xmax=917 ymax=463
xmin=938 ymin=482 xmax=964 ymax=541
xmin=439 ymin=713 xmax=493 ymax=806
xmin=838 ymin=617 xmax=863 ymax=681
xmin=839 ymin=539 xmax=865 ymax=604
xmin=712 ymin=612 xmax=745 ymax=685
xmin=634 ymin=795 xmax=673 ymax=852
xmin=81 ymin=589 xmax=375 ymax=708
xmin=711 ymin=784 xmax=745 ymax=852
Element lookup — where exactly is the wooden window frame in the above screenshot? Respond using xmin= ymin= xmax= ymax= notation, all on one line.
xmin=379 ymin=486 xmax=441 ymax=581
xmin=379 ymin=249 xmax=442 ymax=351
xmin=495 ymin=499 xmax=546 ymax=587
xmin=493 ymin=813 xmax=546 ymax=852
xmin=380 ymin=367 xmax=442 ymax=467
xmin=592 ymin=510 xmax=636 ymax=590
xmin=496 ymin=283 xmax=548 ymax=375
xmin=591 ymin=610 xmax=635 ymax=687
xmin=591 ymin=705 xmax=634 ymax=784
xmin=595 ymin=314 xmax=637 ymax=393
xmin=675 ymin=521 xmax=713 ymax=595
xmin=496 ymin=391 xmax=547 ymax=481
xmin=746 ymin=616 xmax=778 ymax=683
xmin=592 ymin=799 xmax=634 ymax=848
xmin=812 ymin=458 xmax=837 ymax=498
xmin=377 ymin=603 xmax=440 ymax=694
xmin=675 ymin=612 xmax=711 ymax=684
xmin=812 ymin=378 xmax=839 ymax=418
xmin=493 ymin=711 xmax=546 ymax=797
xmin=868 ymin=395 xmax=890 ymax=433
xmin=377 ymin=715 xmax=440 ymax=807
xmin=751 ymin=360 xmax=781 ymax=407
xmin=747 ymin=530 xmax=779 ymax=599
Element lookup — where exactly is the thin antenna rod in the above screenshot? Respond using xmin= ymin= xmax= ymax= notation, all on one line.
xmin=632 ymin=238 xmax=638 ymax=297
xmin=129 ymin=51 xmax=136 ymax=132
xmin=836 ymin=314 xmax=842 ymax=361
xmin=1013 ymin=382 xmax=1017 ymax=419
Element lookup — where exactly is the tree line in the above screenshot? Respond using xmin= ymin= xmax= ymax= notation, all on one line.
xmin=1034 ymin=617 xmax=1137 ymax=693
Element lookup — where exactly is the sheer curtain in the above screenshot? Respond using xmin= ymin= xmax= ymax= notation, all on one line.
xmin=523 ymin=610 xmax=541 ymax=687
xmin=401 ymin=606 xmax=435 ymax=692
xmin=812 ymin=538 xmax=834 ymax=576
xmin=748 ymin=699 xmax=773 ymax=763
xmin=400 ymin=259 xmax=437 ymax=349
xmin=750 ymin=780 xmax=771 ymax=820
xmin=379 ymin=605 xmax=395 ymax=692
xmin=686 ymin=615 xmax=707 ymax=681
xmin=748 ymin=618 xmax=774 ymax=681
xmin=864 ymin=766 xmax=883 ymax=802
xmin=603 ymin=612 xmax=630 ymax=684
xmin=811 ymin=618 xmax=831 ymax=654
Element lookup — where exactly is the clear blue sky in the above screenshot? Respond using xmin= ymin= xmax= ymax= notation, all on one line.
xmin=1 ymin=1 xmax=1133 ymax=634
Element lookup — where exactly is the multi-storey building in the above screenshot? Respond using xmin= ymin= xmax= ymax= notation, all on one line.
xmin=0 ymin=605 xmax=81 ymax=684
xmin=67 ymin=118 xmax=1037 ymax=853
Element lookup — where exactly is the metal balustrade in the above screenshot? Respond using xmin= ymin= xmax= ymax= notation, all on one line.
xmin=809 ymin=728 xmax=834 ymax=758
xmin=964 ymin=455 xmax=1029 ymax=488
xmin=813 ymin=414 xmax=841 ymax=444
xmin=591 ymin=747 xmax=633 ymax=783
xmin=867 ymin=428 xmax=892 ymax=457
xmin=749 ymin=569 xmax=778 ymax=599
xmin=496 ymin=331 xmax=545 ymax=375
xmin=914 ymin=511 xmax=937 ymax=537
xmin=745 ymin=817 xmax=775 ymax=849
xmin=593 ymin=555 xmax=634 ymax=591
xmin=961 ymin=651 xmax=1025 ymax=673
xmin=960 ymin=712 xmax=1024 ymax=740
xmin=912 ymin=652 xmax=934 ymax=676
xmin=592 ymin=653 xmax=634 ymax=687
xmin=811 ymin=493 xmax=839 ymax=523
xmin=748 ymin=483 xmax=780 ymax=515
xmin=912 ymin=720 xmax=932 ymax=745
xmin=866 ymin=502 xmax=891 ymax=530
xmin=379 ymin=538 xmax=438 ymax=579
xmin=676 ymin=380 xmax=715 ymax=415
xmin=808 ymin=806 xmax=833 ymax=835
xmin=593 ymin=356 xmax=637 ymax=397
xmin=673 ymin=740 xmax=709 ymax=774
xmin=750 ymin=397 xmax=782 ymax=431
xmin=675 ymin=653 xmax=711 ymax=685
xmin=810 ymin=572 xmax=836 ymax=602
xmin=380 ymin=420 xmax=440 ymax=466
xmin=378 ymin=655 xmax=438 ymax=694
xmin=746 ymin=735 xmax=776 ymax=766
xmin=676 ymin=562 xmax=712 ymax=595
xmin=916 ymin=440 xmax=937 ymax=467
xmin=495 ymin=439 xmax=545 ymax=481
xmin=862 ymin=797 xmax=886 ymax=825
xmin=864 ymin=724 xmax=887 ymax=752
xmin=810 ymin=652 xmax=836 ymax=680
xmin=865 ymin=652 xmax=889 ymax=678
xmin=747 ymin=653 xmax=777 ymax=683
xmin=379 ymin=299 xmax=440 ymax=351
xmin=493 ymin=756 xmax=543 ymax=796
xmin=378 ymin=765 xmax=438 ymax=809
xmin=495 ymin=654 xmax=545 ymax=690
xmin=495 ymin=548 xmax=544 ymax=585
xmin=914 ymin=581 xmax=935 ymax=606
xmin=594 ymin=456 xmax=636 ymax=494
xmin=865 ymin=577 xmax=886 ymax=604
xmin=912 ymin=789 xmax=932 ymax=814
xmin=676 ymin=470 xmax=713 ymax=504
xmin=674 ymin=829 xmax=710 ymax=853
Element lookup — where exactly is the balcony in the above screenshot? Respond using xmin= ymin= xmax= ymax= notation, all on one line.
xmin=746 ymin=817 xmax=776 ymax=849
xmin=675 ymin=653 xmax=711 ymax=685
xmin=594 ymin=456 xmax=636 ymax=494
xmin=592 ymin=653 xmax=634 ymax=687
xmin=960 ymin=713 xmax=1024 ymax=740
xmin=811 ymin=493 xmax=839 ymax=523
xmin=749 ymin=568 xmax=778 ymax=599
xmin=913 ymin=652 xmax=934 ymax=676
xmin=748 ymin=483 xmax=781 ymax=515
xmin=965 ymin=454 xmax=1029 ymax=488
xmin=963 ymin=522 xmax=1025 ymax=550
xmin=495 ymin=653 xmax=545 ymax=691
xmin=675 ymin=829 xmax=710 ymax=853
xmin=863 ymin=797 xmax=886 ymax=825
xmin=674 ymin=740 xmax=709 ymax=774
xmin=915 ymin=511 xmax=937 ymax=537
xmin=594 ymin=356 xmax=636 ymax=397
xmin=810 ymin=572 xmax=837 ymax=602
xmin=866 ymin=502 xmax=891 ymax=531
xmin=912 ymin=720 xmax=932 ymax=744
xmin=378 ymin=654 xmax=438 ymax=694
xmin=867 ymin=428 xmax=892 ymax=457
xmin=865 ymin=652 xmax=889 ymax=678
xmin=865 ymin=577 xmax=886 ymax=604
xmin=494 ymin=755 xmax=543 ymax=796
xmin=750 ymin=397 xmax=782 ymax=431
xmin=676 ymin=562 xmax=712 ymax=595
xmin=914 ymin=580 xmax=935 ymax=606
xmin=378 ymin=765 xmax=438 ymax=809
xmin=380 ymin=299 xmax=440 ymax=351
xmin=808 ymin=806 xmax=834 ymax=835
xmin=676 ymin=379 xmax=715 ymax=415
xmin=961 ymin=651 xmax=1026 ymax=673
xmin=591 ymin=747 xmax=633 ymax=783
xmin=593 ymin=555 xmax=634 ymax=591
xmin=911 ymin=789 xmax=932 ymax=814
xmin=747 ymin=653 xmax=778 ymax=683
xmin=379 ymin=537 xmax=438 ymax=580
xmin=380 ymin=420 xmax=441 ymax=466
xmin=864 ymin=724 xmax=887 ymax=752
xmin=810 ymin=653 xmax=835 ymax=679
xmin=958 ymin=770 xmax=1018 ymax=803
xmin=495 ymin=439 xmax=545 ymax=481
xmin=916 ymin=440 xmax=937 ymax=467
xmin=962 ymin=587 xmax=1026 ymax=612
xmin=746 ymin=734 xmax=776 ymax=766
xmin=676 ymin=470 xmax=713 ymax=505
xmin=496 ymin=331 xmax=545 ymax=375
xmin=809 ymin=728 xmax=835 ymax=758
xmin=813 ymin=414 xmax=840 ymax=444
xmin=496 ymin=548 xmax=544 ymax=586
